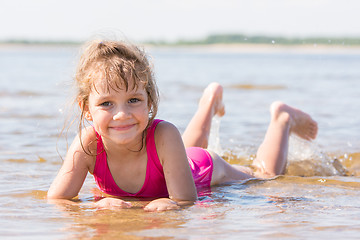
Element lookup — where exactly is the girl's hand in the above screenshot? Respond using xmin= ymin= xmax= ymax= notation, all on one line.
xmin=144 ymin=198 xmax=180 ymax=212
xmin=95 ymin=197 xmax=132 ymax=210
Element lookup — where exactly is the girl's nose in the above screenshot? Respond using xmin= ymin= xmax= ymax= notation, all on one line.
xmin=113 ymin=106 xmax=130 ymax=120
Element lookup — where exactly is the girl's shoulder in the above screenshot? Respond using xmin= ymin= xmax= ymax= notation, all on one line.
xmin=81 ymin=125 xmax=98 ymax=142
xmin=66 ymin=126 xmax=98 ymax=171
xmin=78 ymin=126 xmax=98 ymax=153
xmin=153 ymin=120 xmax=184 ymax=161
xmin=153 ymin=120 xmax=180 ymax=139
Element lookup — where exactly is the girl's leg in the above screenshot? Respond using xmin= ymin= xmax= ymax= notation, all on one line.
xmin=182 ymin=82 xmax=225 ymax=148
xmin=252 ymin=101 xmax=318 ymax=177
xmin=209 ymin=151 xmax=254 ymax=185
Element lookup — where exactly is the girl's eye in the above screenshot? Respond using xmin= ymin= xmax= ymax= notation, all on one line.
xmin=129 ymin=98 xmax=140 ymax=104
xmin=100 ymin=101 xmax=112 ymax=107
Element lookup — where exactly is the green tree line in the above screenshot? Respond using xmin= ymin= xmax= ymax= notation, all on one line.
xmin=149 ymin=34 xmax=360 ymax=46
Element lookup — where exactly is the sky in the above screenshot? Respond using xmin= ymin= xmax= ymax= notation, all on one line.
xmin=0 ymin=0 xmax=359 ymax=42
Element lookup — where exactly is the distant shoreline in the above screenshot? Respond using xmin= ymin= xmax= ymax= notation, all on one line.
xmin=145 ymin=43 xmax=360 ymax=54
xmin=1 ymin=42 xmax=359 ymax=48
xmin=2 ymin=35 xmax=360 ymax=54
xmin=2 ymin=42 xmax=360 ymax=55
xmin=1 ymin=33 xmax=360 ymax=47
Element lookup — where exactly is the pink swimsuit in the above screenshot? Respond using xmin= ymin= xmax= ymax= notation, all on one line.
xmin=93 ymin=119 xmax=213 ymax=198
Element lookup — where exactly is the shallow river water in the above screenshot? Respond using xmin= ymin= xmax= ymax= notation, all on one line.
xmin=0 ymin=44 xmax=360 ymax=239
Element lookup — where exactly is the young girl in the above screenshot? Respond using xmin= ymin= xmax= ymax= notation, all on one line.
xmin=47 ymin=40 xmax=318 ymax=211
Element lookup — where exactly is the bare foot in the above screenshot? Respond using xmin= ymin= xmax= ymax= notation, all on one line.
xmin=199 ymin=82 xmax=225 ymax=117
xmin=271 ymin=101 xmax=318 ymax=141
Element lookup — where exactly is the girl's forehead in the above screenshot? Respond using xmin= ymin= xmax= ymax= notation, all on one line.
xmin=91 ymin=78 xmax=145 ymax=94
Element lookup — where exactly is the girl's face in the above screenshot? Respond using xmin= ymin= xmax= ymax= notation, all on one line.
xmin=85 ymin=79 xmax=150 ymax=148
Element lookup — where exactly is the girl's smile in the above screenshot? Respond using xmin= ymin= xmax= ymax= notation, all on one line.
xmin=110 ymin=124 xmax=137 ymax=131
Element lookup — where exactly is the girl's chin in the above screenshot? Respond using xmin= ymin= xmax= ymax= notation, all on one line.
xmin=106 ymin=134 xmax=144 ymax=145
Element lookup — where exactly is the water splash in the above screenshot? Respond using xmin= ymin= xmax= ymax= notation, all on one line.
xmin=287 ymin=135 xmax=341 ymax=176
xmin=288 ymin=135 xmax=323 ymax=162
xmin=208 ymin=116 xmax=223 ymax=155
xmin=334 ymin=152 xmax=360 ymax=176
xmin=219 ymin=134 xmax=352 ymax=177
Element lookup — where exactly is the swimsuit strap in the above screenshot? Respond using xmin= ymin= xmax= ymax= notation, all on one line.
xmin=146 ymin=119 xmax=164 ymax=172
xmin=146 ymin=119 xmax=163 ymax=152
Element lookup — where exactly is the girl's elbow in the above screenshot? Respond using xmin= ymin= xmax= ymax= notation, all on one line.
xmin=47 ymin=187 xmax=57 ymax=199
xmin=47 ymin=189 xmax=76 ymax=200
xmin=189 ymin=193 xmax=198 ymax=202
xmin=47 ymin=192 xmax=63 ymax=200
xmin=171 ymin=194 xmax=198 ymax=205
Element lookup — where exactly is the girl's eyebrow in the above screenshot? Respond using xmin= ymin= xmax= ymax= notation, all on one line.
xmin=94 ymin=94 xmax=113 ymax=102
xmin=95 ymin=91 xmax=145 ymax=100
xmin=127 ymin=88 xmax=147 ymax=96
xmin=131 ymin=92 xmax=146 ymax=97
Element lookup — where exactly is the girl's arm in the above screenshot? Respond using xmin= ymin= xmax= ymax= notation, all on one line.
xmin=47 ymin=127 xmax=96 ymax=199
xmin=145 ymin=121 xmax=198 ymax=211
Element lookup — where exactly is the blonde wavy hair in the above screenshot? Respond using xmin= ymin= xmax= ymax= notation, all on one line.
xmin=75 ymin=40 xmax=159 ymax=151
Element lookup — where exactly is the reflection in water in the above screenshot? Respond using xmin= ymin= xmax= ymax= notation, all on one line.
xmin=49 ymin=199 xmax=187 ymax=239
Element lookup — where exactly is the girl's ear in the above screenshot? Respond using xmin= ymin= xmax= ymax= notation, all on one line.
xmin=79 ymin=101 xmax=93 ymax=121
xmin=148 ymin=103 xmax=153 ymax=116
xmin=84 ymin=111 xmax=93 ymax=121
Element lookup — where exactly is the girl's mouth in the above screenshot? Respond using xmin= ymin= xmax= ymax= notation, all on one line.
xmin=110 ymin=124 xmax=135 ymax=131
